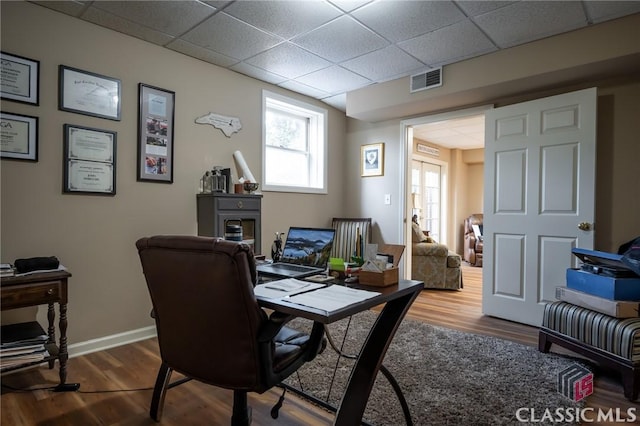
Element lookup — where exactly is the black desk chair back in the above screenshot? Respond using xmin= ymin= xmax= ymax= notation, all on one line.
xmin=136 ymin=235 xmax=324 ymax=425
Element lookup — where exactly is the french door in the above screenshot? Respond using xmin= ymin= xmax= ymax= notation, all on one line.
xmin=411 ymin=160 xmax=443 ymax=243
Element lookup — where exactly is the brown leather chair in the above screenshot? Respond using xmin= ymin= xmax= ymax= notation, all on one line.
xmin=463 ymin=214 xmax=484 ymax=267
xmin=136 ymin=236 xmax=325 ymax=425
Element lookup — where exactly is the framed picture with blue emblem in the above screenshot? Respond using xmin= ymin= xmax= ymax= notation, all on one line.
xmin=361 ymin=142 xmax=384 ymax=177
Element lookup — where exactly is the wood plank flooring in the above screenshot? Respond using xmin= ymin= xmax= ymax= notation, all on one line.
xmin=2 ymin=265 xmax=638 ymax=425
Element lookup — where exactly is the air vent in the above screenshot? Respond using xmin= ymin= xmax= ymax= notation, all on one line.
xmin=410 ymin=68 xmax=442 ymax=93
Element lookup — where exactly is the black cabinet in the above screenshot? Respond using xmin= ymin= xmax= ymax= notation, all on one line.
xmin=197 ymin=193 xmax=262 ymax=254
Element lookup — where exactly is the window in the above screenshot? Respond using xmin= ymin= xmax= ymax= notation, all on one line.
xmin=262 ymin=91 xmax=327 ymax=193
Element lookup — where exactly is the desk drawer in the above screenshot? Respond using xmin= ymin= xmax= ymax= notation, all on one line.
xmin=217 ymin=197 xmax=260 ymax=211
xmin=1 ymin=281 xmax=64 ymax=309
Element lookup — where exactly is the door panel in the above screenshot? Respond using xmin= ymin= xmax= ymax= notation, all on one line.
xmin=483 ymin=87 xmax=596 ymax=326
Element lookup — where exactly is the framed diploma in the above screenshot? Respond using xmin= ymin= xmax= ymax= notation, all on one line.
xmin=0 ymin=112 xmax=38 ymax=161
xmin=63 ymin=124 xmax=116 ymax=195
xmin=1 ymin=52 xmax=40 ymax=105
xmin=137 ymin=83 xmax=175 ymax=183
xmin=59 ymin=65 xmax=121 ymax=121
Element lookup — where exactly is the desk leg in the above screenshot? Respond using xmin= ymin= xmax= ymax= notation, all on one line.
xmin=334 ymin=290 xmax=419 ymax=426
xmin=47 ymin=303 xmax=56 ymax=369
xmin=57 ymin=302 xmax=68 ymax=385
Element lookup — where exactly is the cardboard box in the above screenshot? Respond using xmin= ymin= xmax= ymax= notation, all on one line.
xmin=566 ymin=268 xmax=640 ymax=300
xmin=556 ymin=286 xmax=640 ymax=318
xmin=359 ymin=267 xmax=399 ymax=287
xmin=358 ymin=244 xmax=404 ymax=287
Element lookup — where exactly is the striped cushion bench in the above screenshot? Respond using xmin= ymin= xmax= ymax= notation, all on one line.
xmin=539 ymin=301 xmax=640 ymax=401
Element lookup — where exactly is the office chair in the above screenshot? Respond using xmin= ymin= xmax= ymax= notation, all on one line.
xmin=136 ymin=235 xmax=325 ymax=425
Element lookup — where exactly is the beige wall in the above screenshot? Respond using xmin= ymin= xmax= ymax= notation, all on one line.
xmin=0 ymin=2 xmax=347 ymax=345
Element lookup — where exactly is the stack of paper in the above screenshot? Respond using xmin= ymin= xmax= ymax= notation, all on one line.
xmin=1 ymin=322 xmax=49 ymax=370
xmin=288 ymin=285 xmax=380 ymax=312
xmin=0 ymin=263 xmax=14 ymax=278
xmin=254 ymin=278 xmax=326 ymax=299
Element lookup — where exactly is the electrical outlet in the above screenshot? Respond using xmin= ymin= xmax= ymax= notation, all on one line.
xmin=384 ymin=194 xmax=391 ymax=205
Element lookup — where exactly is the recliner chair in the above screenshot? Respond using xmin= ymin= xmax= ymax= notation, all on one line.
xmin=136 ymin=235 xmax=325 ymax=425
xmin=464 ymin=214 xmax=483 ymax=267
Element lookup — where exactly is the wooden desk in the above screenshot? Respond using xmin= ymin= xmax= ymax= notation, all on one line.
xmin=256 ymin=279 xmax=424 ymax=426
xmin=1 ymin=270 xmax=72 ymax=388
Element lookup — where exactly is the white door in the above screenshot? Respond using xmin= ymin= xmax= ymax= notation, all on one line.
xmin=482 ymin=87 xmax=597 ymax=326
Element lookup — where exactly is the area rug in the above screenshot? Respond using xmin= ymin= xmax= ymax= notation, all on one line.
xmin=284 ymin=311 xmax=588 ymax=425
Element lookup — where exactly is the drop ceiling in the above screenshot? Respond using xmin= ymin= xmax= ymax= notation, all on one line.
xmin=30 ymin=0 xmax=640 ymax=119
xmin=413 ymin=114 xmax=485 ymax=150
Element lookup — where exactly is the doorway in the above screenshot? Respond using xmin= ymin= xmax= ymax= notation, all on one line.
xmin=402 ymin=105 xmax=490 ymax=279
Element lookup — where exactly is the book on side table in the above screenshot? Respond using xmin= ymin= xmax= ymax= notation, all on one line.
xmin=556 ymin=286 xmax=640 ymax=318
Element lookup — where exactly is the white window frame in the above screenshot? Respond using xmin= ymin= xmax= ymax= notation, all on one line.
xmin=262 ymin=90 xmax=328 ymax=194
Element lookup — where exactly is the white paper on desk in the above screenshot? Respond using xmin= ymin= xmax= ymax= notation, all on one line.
xmin=254 ymin=278 xmax=325 ymax=299
xmin=14 ymin=265 xmax=67 ymax=277
xmin=288 ymin=285 xmax=380 ymax=313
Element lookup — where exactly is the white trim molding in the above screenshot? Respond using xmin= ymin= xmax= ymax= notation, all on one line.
xmin=68 ymin=325 xmax=157 ymax=358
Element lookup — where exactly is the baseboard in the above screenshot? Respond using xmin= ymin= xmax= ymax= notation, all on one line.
xmin=68 ymin=325 xmax=157 ymax=358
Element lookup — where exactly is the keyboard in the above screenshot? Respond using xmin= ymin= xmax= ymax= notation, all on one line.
xmin=269 ymin=263 xmax=316 ymax=272
xmin=256 ymin=261 xmax=325 ymax=279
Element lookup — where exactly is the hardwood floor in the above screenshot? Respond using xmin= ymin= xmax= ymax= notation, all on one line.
xmin=2 ymin=265 xmax=638 ymax=425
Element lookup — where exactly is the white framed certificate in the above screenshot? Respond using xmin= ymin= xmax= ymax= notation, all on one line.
xmin=66 ymin=125 xmax=114 ymax=163
xmin=1 ymin=52 xmax=39 ymax=105
xmin=66 ymin=160 xmax=114 ymax=194
xmin=63 ymin=124 xmax=117 ymax=195
xmin=59 ymin=65 xmax=121 ymax=121
xmin=0 ymin=112 xmax=38 ymax=161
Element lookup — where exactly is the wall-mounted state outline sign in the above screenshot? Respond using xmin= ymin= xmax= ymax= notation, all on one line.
xmin=195 ymin=112 xmax=242 ymax=137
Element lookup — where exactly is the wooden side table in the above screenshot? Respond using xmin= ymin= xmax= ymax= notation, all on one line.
xmin=1 ymin=270 xmax=76 ymax=390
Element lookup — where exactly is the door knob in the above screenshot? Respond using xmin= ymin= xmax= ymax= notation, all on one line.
xmin=577 ymin=222 xmax=592 ymax=231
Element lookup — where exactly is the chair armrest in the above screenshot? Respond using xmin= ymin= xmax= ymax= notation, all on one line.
xmin=258 ymin=311 xmax=296 ymax=342
xmin=412 ymin=243 xmax=448 ymax=257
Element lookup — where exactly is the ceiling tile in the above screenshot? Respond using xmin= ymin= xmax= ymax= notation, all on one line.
xmin=584 ymin=1 xmax=640 ymax=24
xmin=245 ymin=43 xmax=331 ymax=79
xmin=455 ymin=1 xmax=516 ymax=17
xmin=277 ymin=80 xmax=331 ymax=99
xmin=296 ymin=65 xmax=372 ymax=94
xmin=181 ymin=12 xmax=283 ymax=60
xmin=90 ymin=0 xmax=217 ymax=36
xmin=230 ymin=62 xmax=288 ymax=85
xmin=224 ymin=1 xmax=342 ymax=39
xmin=399 ymin=19 xmax=497 ymax=67
xmin=292 ymin=15 xmax=388 ymax=62
xmin=320 ymin=92 xmax=347 ymax=111
xmin=167 ymin=39 xmax=238 ymax=68
xmin=341 ymin=45 xmax=426 ymax=82
xmin=30 ymin=1 xmax=88 ymax=16
xmin=352 ymin=0 xmax=466 ymax=42
xmin=202 ymin=1 xmax=233 ymax=10
xmin=474 ymin=1 xmax=587 ymax=48
xmin=328 ymin=0 xmax=372 ymax=13
xmin=81 ymin=7 xmax=175 ymax=46
xmin=321 ymin=93 xmax=347 ymax=111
